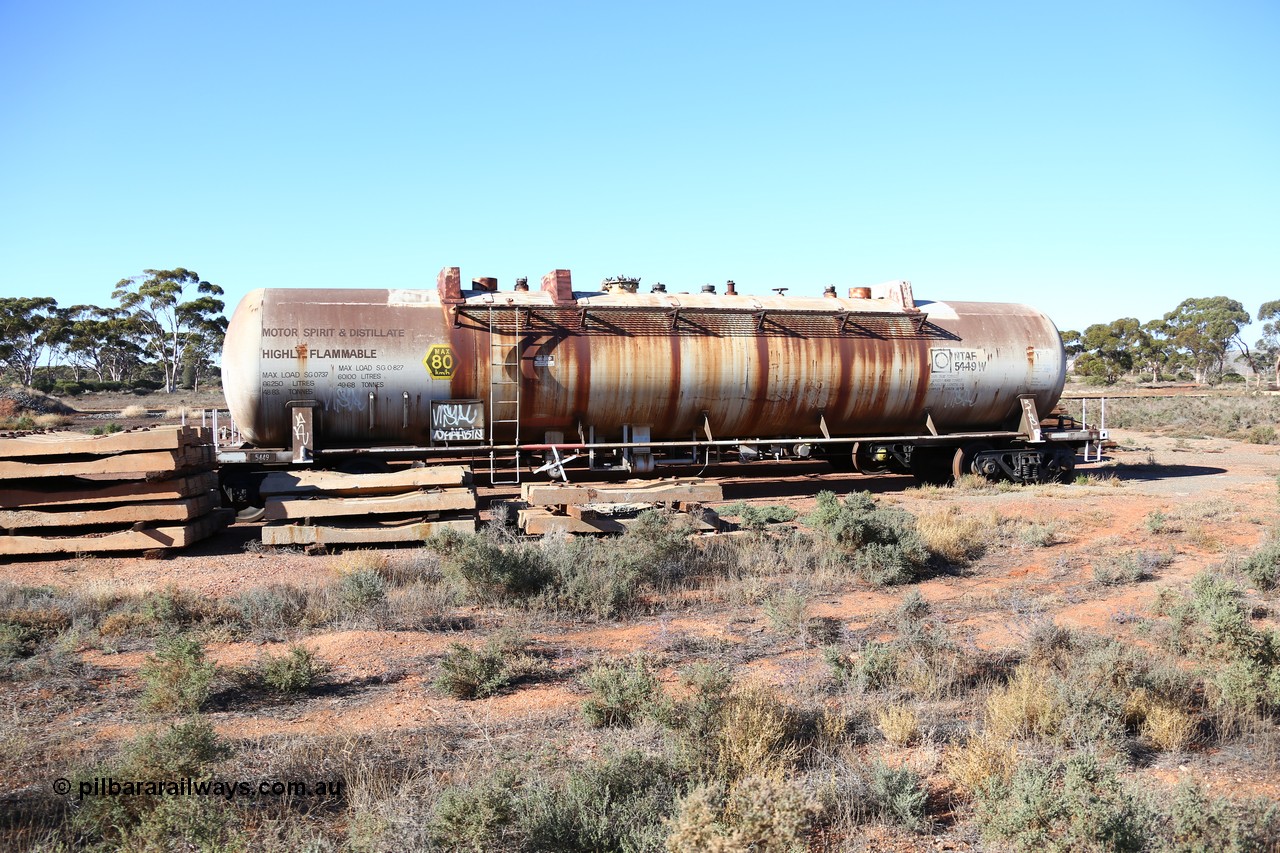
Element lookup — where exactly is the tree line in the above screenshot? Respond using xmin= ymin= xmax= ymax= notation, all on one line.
xmin=1 ymin=279 xmax=1274 ymax=395
xmin=0 ymin=268 xmax=226 ymax=394
xmin=1062 ymin=296 xmax=1276 ymax=386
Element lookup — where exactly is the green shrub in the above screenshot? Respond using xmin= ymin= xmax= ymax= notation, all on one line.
xmin=138 ymin=636 xmax=217 ymax=714
xmin=1189 ymin=570 xmax=1241 ymax=618
xmin=258 ymin=645 xmax=326 ymax=693
xmin=520 ymin=750 xmax=685 ymax=853
xmin=1247 ymin=425 xmax=1277 ymax=444
xmin=0 ymin=621 xmax=38 ymax=664
xmin=869 ymin=760 xmax=929 ymax=831
xmin=719 ymin=501 xmax=800 ymax=531
xmin=432 ymin=530 xmax=551 ymax=602
xmin=1241 ymin=538 xmax=1280 ymax=590
xmin=537 ymin=534 xmax=643 ymax=619
xmin=141 ymin=585 xmax=219 ymax=631
xmin=1161 ymin=779 xmax=1280 ymax=852
xmin=610 ymin=509 xmax=700 ymax=585
xmin=976 ymin=755 xmax=1149 ymax=852
xmin=229 ymin=584 xmax=310 ymax=638
xmin=661 ymin=663 xmax=734 ymax=775
xmin=70 ymin=717 xmax=233 ymax=845
xmin=666 ymin=775 xmax=815 ymax=853
xmin=582 ymin=655 xmax=664 ymax=728
xmin=827 ymin=640 xmax=899 ymax=692
xmin=1093 ymin=555 xmax=1149 ymax=586
xmin=429 ymin=770 xmax=518 ymax=851
xmin=338 ymin=569 xmax=387 ymax=612
xmin=762 ymin=589 xmax=810 ymax=638
xmin=806 ymin=491 xmax=929 ymax=585
xmin=435 ymin=634 xmax=529 ymax=700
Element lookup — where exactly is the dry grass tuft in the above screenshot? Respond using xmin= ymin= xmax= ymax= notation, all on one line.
xmin=119 ymin=404 xmax=149 ymax=418
xmin=984 ymin=664 xmax=1063 ymax=740
xmin=716 ymin=684 xmax=800 ymax=782
xmin=876 ymin=704 xmax=920 ymax=746
xmin=1142 ymin=703 xmax=1197 ymax=751
xmin=944 ymin=734 xmax=1018 ymax=795
xmin=916 ymin=506 xmax=997 ymax=563
xmin=1126 ymin=688 xmax=1196 ymax=751
xmin=331 ymin=550 xmax=391 ymax=577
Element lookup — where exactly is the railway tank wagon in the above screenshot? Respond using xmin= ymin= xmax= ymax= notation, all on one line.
xmin=221 ymin=268 xmax=1088 ymax=485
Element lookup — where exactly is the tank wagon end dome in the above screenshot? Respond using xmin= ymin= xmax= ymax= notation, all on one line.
xmin=222 ymin=289 xmax=267 ymax=445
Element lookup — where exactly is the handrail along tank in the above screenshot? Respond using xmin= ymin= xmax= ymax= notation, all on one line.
xmin=222 ymin=268 xmax=1069 ymax=480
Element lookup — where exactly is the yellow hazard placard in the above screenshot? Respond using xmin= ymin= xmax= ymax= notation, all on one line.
xmin=423 ymin=344 xmax=455 ymax=379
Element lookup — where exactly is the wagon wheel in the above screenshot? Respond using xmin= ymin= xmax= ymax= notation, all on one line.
xmin=910 ymin=446 xmax=954 ymax=486
xmin=951 ymin=442 xmax=995 ymax=482
xmin=851 ymin=441 xmax=888 ymax=474
xmin=1044 ymin=449 xmax=1076 ymax=484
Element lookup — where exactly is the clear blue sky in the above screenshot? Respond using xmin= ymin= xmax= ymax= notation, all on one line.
xmin=1 ymin=1 xmax=1276 ymax=340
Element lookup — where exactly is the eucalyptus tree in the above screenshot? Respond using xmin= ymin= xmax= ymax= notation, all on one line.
xmin=1257 ymin=300 xmax=1280 ymax=387
xmin=111 ymin=269 xmax=226 ymax=392
xmin=1160 ymin=297 xmax=1251 ymax=384
xmin=1074 ymin=318 xmax=1147 ymax=383
xmin=62 ymin=305 xmax=147 ymax=383
xmin=0 ymin=296 xmax=61 ymax=386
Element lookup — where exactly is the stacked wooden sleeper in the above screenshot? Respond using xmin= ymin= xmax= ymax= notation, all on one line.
xmin=258 ymin=465 xmax=477 ymax=547
xmin=0 ymin=426 xmax=228 ymax=555
xmin=517 ymin=478 xmax=725 ymax=535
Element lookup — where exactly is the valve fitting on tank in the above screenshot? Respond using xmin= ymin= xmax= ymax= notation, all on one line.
xmin=823 ymin=286 xmax=837 ymax=298
xmin=514 ymin=277 xmax=529 ymax=291
xmin=701 ymin=284 xmax=716 ymax=294
xmin=725 ymin=280 xmax=738 ymax=295
xmin=651 ymin=283 xmax=667 ymax=293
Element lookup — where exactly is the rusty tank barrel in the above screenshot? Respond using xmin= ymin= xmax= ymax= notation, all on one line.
xmin=222 ymin=270 xmax=1066 ymax=449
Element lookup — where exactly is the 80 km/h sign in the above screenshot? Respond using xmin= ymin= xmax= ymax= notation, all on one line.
xmin=423 ymin=344 xmax=455 ymax=379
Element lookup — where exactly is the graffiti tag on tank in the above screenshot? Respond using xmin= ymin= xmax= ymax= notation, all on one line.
xmin=292 ymin=409 xmax=312 ymax=447
xmin=430 ymin=400 xmax=485 ymax=443
xmin=333 ymin=385 xmax=365 ymax=413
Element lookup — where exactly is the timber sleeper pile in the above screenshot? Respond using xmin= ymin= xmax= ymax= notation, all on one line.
xmin=0 ymin=426 xmax=229 ymax=555
xmin=258 ymin=465 xmax=477 ymax=547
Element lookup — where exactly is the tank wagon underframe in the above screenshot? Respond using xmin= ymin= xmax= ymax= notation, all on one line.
xmin=220 ymin=269 xmax=1100 ymax=487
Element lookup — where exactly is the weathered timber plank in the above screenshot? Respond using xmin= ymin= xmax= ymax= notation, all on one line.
xmin=264 ymin=488 xmax=475 ymax=521
xmin=0 ymin=426 xmax=209 ymax=459
xmin=518 ymin=506 xmax=719 ymax=536
xmin=0 ymin=493 xmax=218 ymax=530
xmin=521 ymin=479 xmax=723 ymax=507
xmin=0 ymin=449 xmax=210 ymax=480
xmin=261 ymin=517 xmax=475 ymax=546
xmin=0 ymin=511 xmax=230 ymax=556
xmin=519 ymin=508 xmax=627 ymax=535
xmin=0 ymin=471 xmax=219 ymax=509
xmin=676 ymin=503 xmax=726 ymax=532
xmin=259 ymin=466 xmax=469 ymax=497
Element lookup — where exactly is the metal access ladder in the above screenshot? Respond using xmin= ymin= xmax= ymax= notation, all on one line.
xmin=488 ymin=304 xmax=522 ymax=483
